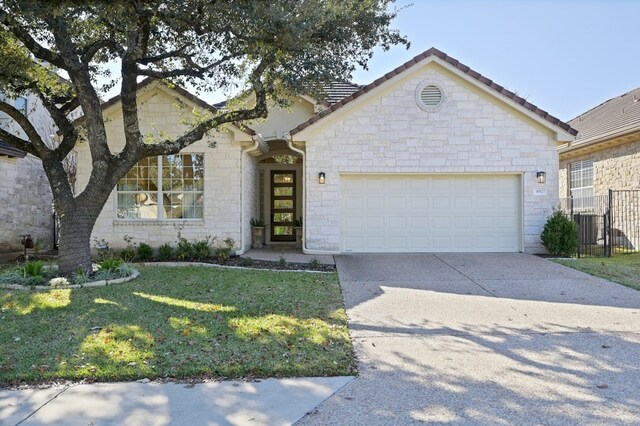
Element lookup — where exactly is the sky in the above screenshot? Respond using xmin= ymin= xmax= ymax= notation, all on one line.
xmin=346 ymin=0 xmax=640 ymax=122
xmin=99 ymin=0 xmax=640 ymax=123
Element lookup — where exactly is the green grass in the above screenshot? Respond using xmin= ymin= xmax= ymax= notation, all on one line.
xmin=554 ymin=253 xmax=640 ymax=291
xmin=0 ymin=267 xmax=356 ymax=386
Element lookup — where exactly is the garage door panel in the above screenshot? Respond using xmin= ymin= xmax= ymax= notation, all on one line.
xmin=341 ymin=174 xmax=521 ymax=252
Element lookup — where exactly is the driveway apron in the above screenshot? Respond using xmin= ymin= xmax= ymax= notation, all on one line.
xmin=298 ymin=253 xmax=640 ymax=425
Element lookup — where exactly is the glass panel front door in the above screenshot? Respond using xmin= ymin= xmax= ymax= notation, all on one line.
xmin=271 ymin=171 xmax=296 ymax=242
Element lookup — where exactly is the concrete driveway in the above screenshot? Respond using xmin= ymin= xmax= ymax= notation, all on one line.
xmin=298 ymin=253 xmax=640 ymax=425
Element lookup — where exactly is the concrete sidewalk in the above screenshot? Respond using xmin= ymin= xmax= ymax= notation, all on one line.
xmin=1 ymin=377 xmax=353 ymax=426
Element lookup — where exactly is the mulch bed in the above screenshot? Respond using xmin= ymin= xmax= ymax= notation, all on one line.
xmin=146 ymin=256 xmax=336 ymax=272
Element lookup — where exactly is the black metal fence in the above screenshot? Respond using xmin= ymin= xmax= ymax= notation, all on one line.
xmin=560 ymin=190 xmax=640 ymax=257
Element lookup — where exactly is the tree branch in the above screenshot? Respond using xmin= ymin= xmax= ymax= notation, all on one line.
xmin=142 ymin=60 xmax=270 ymax=157
xmin=0 ymin=127 xmax=38 ymax=157
xmin=0 ymin=9 xmax=66 ymax=68
xmin=80 ymin=39 xmax=115 ymax=64
xmin=136 ymin=54 xmax=235 ymax=79
xmin=0 ymin=101 xmax=50 ymax=155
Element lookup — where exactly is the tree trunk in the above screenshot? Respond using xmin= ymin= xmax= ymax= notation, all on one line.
xmin=57 ymin=212 xmax=97 ymax=276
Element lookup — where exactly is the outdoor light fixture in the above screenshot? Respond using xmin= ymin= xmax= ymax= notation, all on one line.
xmin=536 ymin=171 xmax=546 ymax=184
xmin=318 ymin=172 xmax=326 ymax=184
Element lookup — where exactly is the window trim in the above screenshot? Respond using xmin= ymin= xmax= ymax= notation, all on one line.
xmin=115 ymin=153 xmax=204 ymax=221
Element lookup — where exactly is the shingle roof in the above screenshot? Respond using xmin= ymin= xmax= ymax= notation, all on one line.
xmin=318 ymin=81 xmax=362 ymax=105
xmin=568 ymin=87 xmax=640 ymax=142
xmin=0 ymin=140 xmax=27 ymax=158
xmin=291 ymin=47 xmax=577 ymax=136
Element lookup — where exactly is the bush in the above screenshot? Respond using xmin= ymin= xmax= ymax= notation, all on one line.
xmin=216 ymin=237 xmax=235 ymax=263
xmin=158 ymin=243 xmax=174 ymax=261
xmin=239 ymin=257 xmax=253 ymax=267
xmin=541 ymin=208 xmax=579 ymax=256
xmin=99 ymin=258 xmax=124 ymax=272
xmin=136 ymin=243 xmax=154 ymax=261
xmin=22 ymin=260 xmax=44 ymax=278
xmin=176 ymin=238 xmax=194 ymax=260
xmin=193 ymin=240 xmax=211 ymax=261
xmin=119 ymin=246 xmax=136 ymax=262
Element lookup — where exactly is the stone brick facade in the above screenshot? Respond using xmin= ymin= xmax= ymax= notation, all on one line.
xmin=0 ymin=155 xmax=53 ymax=253
xmin=76 ymin=83 xmax=250 ymax=251
xmin=0 ymin=93 xmax=55 ymax=254
xmin=559 ymin=139 xmax=640 ymax=197
xmin=298 ymin=63 xmax=562 ymax=253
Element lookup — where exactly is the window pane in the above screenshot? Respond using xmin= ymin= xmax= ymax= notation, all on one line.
xmin=274 ymin=213 xmax=293 ymax=222
xmin=273 ymin=226 xmax=293 ymax=236
xmin=116 ymin=193 xmax=158 ymax=219
xmin=274 ymin=200 xmax=293 ymax=209
xmin=273 ymin=173 xmax=294 ymax=183
xmin=274 ymin=187 xmax=293 ymax=196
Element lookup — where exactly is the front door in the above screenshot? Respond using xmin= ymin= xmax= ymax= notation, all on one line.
xmin=271 ymin=171 xmax=296 ymax=242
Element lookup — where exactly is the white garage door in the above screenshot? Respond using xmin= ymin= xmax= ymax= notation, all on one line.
xmin=340 ymin=174 xmax=522 ymax=252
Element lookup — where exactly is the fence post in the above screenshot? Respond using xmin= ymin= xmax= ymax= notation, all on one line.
xmin=570 ymin=194 xmax=574 ymax=217
xmin=608 ymin=189 xmax=613 ymax=257
xmin=576 ymin=213 xmax=581 ymax=259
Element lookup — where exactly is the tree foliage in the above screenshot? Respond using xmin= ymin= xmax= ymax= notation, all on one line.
xmin=0 ymin=0 xmax=408 ymax=274
xmin=541 ymin=208 xmax=579 ymax=256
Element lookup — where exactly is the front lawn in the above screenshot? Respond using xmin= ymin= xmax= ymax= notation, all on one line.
xmin=554 ymin=253 xmax=640 ymax=291
xmin=0 ymin=266 xmax=355 ymax=386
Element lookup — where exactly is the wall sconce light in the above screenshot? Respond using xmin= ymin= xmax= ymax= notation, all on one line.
xmin=536 ymin=171 xmax=546 ymax=184
xmin=318 ymin=172 xmax=326 ymax=184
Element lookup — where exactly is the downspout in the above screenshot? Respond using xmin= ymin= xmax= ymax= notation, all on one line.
xmin=286 ymin=134 xmax=338 ymax=255
xmin=237 ymin=134 xmax=263 ymax=255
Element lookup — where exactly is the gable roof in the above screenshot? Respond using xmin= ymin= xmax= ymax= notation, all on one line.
xmin=96 ymin=78 xmax=255 ymax=136
xmin=0 ymin=140 xmax=27 ymax=158
xmin=290 ymin=47 xmax=577 ymax=137
xmin=567 ymin=86 xmax=640 ymax=143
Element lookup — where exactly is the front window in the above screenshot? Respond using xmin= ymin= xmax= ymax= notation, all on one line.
xmin=116 ymin=154 xmax=204 ymax=220
xmin=569 ymin=159 xmax=594 ymax=210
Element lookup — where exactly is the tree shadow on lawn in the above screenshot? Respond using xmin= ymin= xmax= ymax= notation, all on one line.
xmin=302 ymin=320 xmax=640 ymax=425
xmin=0 ymin=267 xmax=356 ymax=386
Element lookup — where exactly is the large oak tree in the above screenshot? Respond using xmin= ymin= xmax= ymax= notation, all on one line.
xmin=0 ymin=0 xmax=407 ymax=275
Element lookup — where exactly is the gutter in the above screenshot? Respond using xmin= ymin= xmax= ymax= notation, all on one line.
xmin=237 ymin=134 xmax=265 ymax=255
xmin=286 ymin=134 xmax=339 ymax=256
xmin=559 ymin=127 xmax=640 ymax=155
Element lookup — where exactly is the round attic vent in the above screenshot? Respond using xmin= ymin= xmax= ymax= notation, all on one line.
xmin=419 ymin=85 xmax=443 ymax=107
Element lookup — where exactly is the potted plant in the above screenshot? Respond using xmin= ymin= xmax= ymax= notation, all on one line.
xmin=250 ymin=218 xmax=266 ymax=249
xmin=293 ymin=217 xmax=303 ymax=248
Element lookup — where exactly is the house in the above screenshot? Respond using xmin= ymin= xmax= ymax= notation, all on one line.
xmin=76 ymin=47 xmax=576 ymax=255
xmin=558 ymin=87 xmax=640 ymax=250
xmin=559 ymin=87 xmax=640 ymax=199
xmin=0 ymin=93 xmax=55 ymax=258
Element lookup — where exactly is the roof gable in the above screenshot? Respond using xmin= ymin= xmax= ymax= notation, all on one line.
xmin=290 ymin=47 xmax=576 ymax=139
xmin=98 ymin=78 xmax=255 ymax=137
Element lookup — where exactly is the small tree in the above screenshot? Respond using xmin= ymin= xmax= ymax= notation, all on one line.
xmin=541 ymin=208 xmax=579 ymax=256
xmin=0 ymin=1 xmax=408 ymax=275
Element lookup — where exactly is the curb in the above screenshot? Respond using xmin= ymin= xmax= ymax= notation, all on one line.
xmin=0 ymin=270 xmax=140 ymax=291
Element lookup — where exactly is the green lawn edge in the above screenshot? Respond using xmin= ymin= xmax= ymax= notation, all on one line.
xmin=0 ymin=266 xmax=357 ymax=387
xmin=553 ymin=253 xmax=640 ymax=291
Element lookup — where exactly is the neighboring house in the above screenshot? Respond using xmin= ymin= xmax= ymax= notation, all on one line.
xmin=559 ymin=87 xmax=640 ymax=199
xmin=0 ymin=93 xmax=55 ymax=256
xmin=558 ymin=87 xmax=640 ymax=250
xmin=77 ymin=47 xmax=576 ymax=254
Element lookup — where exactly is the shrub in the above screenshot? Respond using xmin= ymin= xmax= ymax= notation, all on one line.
xmin=308 ymin=258 xmax=321 ymax=269
xmin=176 ymin=238 xmax=194 ymax=260
xmin=23 ymin=260 xmax=44 ymax=278
xmin=541 ymin=208 xmax=579 ymax=256
xmin=193 ymin=240 xmax=211 ymax=261
xmin=136 ymin=243 xmax=154 ymax=261
xmin=119 ymin=246 xmax=136 ymax=262
xmin=99 ymin=258 xmax=124 ymax=272
xmin=216 ymin=237 xmax=235 ymax=263
xmin=250 ymin=217 xmax=266 ymax=227
xmin=158 ymin=243 xmax=174 ymax=261
xmin=239 ymin=257 xmax=253 ymax=267
xmin=278 ymin=256 xmax=287 ymax=268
